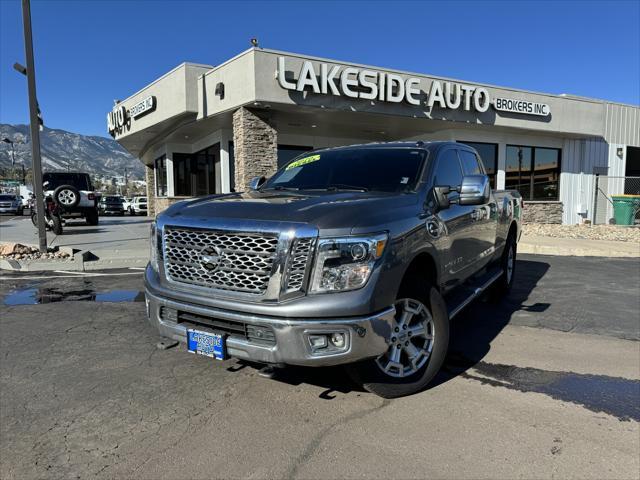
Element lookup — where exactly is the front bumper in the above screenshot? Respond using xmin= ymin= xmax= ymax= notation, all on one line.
xmin=0 ymin=207 xmax=20 ymax=214
xmin=145 ymin=288 xmax=396 ymax=367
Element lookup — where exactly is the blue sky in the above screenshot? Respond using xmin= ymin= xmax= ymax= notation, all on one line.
xmin=1 ymin=0 xmax=639 ymax=138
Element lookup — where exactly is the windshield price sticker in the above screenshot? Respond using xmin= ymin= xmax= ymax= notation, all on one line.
xmin=286 ymin=154 xmax=321 ymax=170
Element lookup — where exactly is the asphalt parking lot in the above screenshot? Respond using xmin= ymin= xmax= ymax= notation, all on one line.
xmin=0 ymin=254 xmax=638 ymax=479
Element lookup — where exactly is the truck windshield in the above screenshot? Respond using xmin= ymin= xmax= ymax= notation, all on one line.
xmin=262 ymin=148 xmax=426 ymax=193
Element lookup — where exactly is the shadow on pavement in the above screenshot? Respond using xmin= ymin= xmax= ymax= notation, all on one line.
xmin=431 ymin=258 xmax=551 ymax=388
xmin=235 ymin=258 xmax=553 ymax=399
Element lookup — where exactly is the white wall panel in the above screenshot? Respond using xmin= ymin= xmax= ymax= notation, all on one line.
xmin=605 ymin=104 xmax=640 ymax=146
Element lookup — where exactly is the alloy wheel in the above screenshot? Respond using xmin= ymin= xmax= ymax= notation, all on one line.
xmin=58 ymin=189 xmax=77 ymax=206
xmin=375 ymin=298 xmax=435 ymax=378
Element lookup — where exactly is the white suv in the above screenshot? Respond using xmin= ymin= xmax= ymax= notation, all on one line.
xmin=129 ymin=196 xmax=148 ymax=215
xmin=42 ymin=172 xmax=100 ymax=225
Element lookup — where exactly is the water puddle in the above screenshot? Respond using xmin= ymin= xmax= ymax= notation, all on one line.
xmin=3 ymin=287 xmax=144 ymax=305
xmin=446 ymin=355 xmax=640 ymax=422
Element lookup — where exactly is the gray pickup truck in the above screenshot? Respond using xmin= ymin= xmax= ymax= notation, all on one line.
xmin=145 ymin=141 xmax=521 ymax=398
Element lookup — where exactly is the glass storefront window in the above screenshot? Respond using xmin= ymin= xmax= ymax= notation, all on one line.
xmin=155 ymin=155 xmax=167 ymax=197
xmin=506 ymin=145 xmax=560 ymax=200
xmin=459 ymin=141 xmax=497 ymax=188
xmin=173 ymin=144 xmax=220 ymax=196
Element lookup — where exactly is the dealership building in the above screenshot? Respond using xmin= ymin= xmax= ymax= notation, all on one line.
xmin=107 ymin=47 xmax=640 ymax=224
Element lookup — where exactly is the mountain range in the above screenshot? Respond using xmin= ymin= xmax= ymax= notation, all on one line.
xmin=0 ymin=124 xmax=144 ymax=179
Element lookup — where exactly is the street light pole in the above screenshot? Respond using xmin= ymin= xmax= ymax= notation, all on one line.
xmin=20 ymin=0 xmax=47 ymax=252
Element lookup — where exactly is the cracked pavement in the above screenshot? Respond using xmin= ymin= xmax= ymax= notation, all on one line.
xmin=0 ymin=255 xmax=638 ymax=479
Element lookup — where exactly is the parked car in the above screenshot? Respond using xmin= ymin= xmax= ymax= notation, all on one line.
xmin=122 ymin=197 xmax=132 ymax=212
xmin=129 ymin=196 xmax=148 ymax=215
xmin=42 ymin=172 xmax=100 ymax=225
xmin=99 ymin=195 xmax=125 ymax=215
xmin=0 ymin=194 xmax=24 ymax=215
xmin=144 ymin=141 xmax=522 ymax=398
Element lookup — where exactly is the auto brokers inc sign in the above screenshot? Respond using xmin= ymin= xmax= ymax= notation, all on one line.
xmin=276 ymin=57 xmax=550 ymax=117
xmin=107 ymin=95 xmax=156 ymax=136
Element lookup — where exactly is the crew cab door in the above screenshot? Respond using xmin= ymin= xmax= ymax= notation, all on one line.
xmin=429 ymin=147 xmax=479 ymax=288
xmin=458 ymin=148 xmax=497 ymax=272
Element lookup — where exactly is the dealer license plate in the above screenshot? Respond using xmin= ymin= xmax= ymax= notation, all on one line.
xmin=187 ymin=329 xmax=226 ymax=360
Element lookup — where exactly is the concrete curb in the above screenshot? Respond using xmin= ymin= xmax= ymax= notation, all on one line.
xmin=0 ymin=247 xmax=148 ymax=272
xmin=519 ymin=242 xmax=640 ymax=258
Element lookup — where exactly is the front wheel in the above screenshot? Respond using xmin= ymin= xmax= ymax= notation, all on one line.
xmin=345 ymin=281 xmax=449 ymax=398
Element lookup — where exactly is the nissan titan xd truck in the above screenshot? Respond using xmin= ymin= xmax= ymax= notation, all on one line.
xmin=145 ymin=141 xmax=521 ymax=398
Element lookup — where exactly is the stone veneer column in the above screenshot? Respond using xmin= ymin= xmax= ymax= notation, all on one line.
xmin=232 ymin=107 xmax=278 ymax=191
xmin=145 ymin=163 xmax=155 ymax=217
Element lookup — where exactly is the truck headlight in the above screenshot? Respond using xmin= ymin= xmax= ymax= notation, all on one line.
xmin=309 ymin=233 xmax=387 ymax=293
xmin=149 ymin=221 xmax=159 ymax=271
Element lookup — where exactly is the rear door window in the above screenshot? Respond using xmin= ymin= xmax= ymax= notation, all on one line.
xmin=43 ymin=173 xmax=90 ymax=190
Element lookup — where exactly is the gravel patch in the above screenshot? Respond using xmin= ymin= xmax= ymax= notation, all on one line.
xmin=523 ymin=224 xmax=640 ymax=243
xmin=0 ymin=242 xmax=72 ymax=261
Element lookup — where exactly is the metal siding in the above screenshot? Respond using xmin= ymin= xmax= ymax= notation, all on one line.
xmin=561 ymin=137 xmax=611 ymax=224
xmin=604 ymin=103 xmax=640 ymax=146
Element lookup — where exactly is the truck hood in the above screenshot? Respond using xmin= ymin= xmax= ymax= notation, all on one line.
xmin=160 ymin=190 xmax=419 ymax=234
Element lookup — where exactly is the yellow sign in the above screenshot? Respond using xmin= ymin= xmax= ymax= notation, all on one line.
xmin=286 ymin=154 xmax=320 ymax=170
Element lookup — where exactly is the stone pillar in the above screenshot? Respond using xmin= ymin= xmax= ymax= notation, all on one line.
xmin=145 ymin=163 xmax=155 ymax=217
xmin=232 ymin=107 xmax=277 ymax=191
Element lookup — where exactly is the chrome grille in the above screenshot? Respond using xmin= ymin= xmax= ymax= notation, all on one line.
xmin=285 ymin=238 xmax=314 ymax=292
xmin=163 ymin=226 xmax=279 ymax=294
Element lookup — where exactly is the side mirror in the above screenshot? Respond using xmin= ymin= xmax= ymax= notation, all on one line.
xmin=459 ymin=175 xmax=490 ymax=206
xmin=432 ymin=186 xmax=452 ymax=211
xmin=248 ymin=176 xmax=266 ymax=191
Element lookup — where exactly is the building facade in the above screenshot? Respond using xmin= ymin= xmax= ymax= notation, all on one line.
xmin=107 ymin=48 xmax=640 ymax=224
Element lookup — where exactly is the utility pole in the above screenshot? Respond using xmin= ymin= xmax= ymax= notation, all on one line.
xmin=124 ymin=167 xmax=128 ymax=197
xmin=20 ymin=0 xmax=47 ymax=252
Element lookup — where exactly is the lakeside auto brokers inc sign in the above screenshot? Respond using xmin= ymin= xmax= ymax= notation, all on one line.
xmin=276 ymin=57 xmax=550 ymax=117
xmin=107 ymin=95 xmax=156 ymax=136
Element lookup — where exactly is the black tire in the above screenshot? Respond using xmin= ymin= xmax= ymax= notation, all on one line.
xmin=345 ymin=279 xmax=450 ymax=398
xmin=30 ymin=211 xmax=37 ymax=227
xmin=53 ymin=185 xmax=80 ymax=209
xmin=490 ymin=232 xmax=517 ymax=301
xmin=86 ymin=209 xmax=99 ymax=226
xmin=51 ymin=215 xmax=63 ymax=235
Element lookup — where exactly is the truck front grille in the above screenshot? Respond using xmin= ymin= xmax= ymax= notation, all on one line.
xmin=163 ymin=226 xmax=279 ymax=294
xmin=285 ymin=238 xmax=314 ymax=292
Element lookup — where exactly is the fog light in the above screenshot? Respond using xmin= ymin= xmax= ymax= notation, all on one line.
xmin=330 ymin=333 xmax=345 ymax=348
xmin=309 ymin=334 xmax=328 ymax=349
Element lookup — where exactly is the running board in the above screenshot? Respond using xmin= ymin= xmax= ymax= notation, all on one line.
xmin=446 ymin=270 xmax=503 ymax=320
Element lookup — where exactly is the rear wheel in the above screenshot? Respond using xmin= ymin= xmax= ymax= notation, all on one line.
xmin=86 ymin=209 xmax=99 ymax=226
xmin=490 ymin=233 xmax=516 ymax=300
xmin=346 ymin=279 xmax=449 ymax=398
xmin=51 ymin=215 xmax=63 ymax=235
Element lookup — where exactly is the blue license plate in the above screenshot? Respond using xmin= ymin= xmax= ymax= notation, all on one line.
xmin=187 ymin=329 xmax=226 ymax=360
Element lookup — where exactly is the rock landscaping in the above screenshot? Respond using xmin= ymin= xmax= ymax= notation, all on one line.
xmin=0 ymin=242 xmax=72 ymax=261
xmin=523 ymin=224 xmax=640 ymax=243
